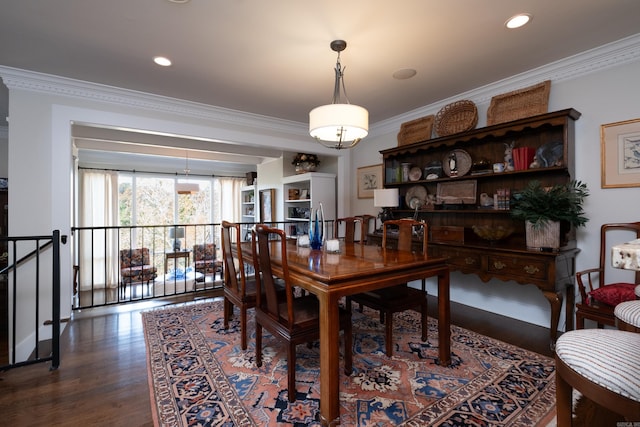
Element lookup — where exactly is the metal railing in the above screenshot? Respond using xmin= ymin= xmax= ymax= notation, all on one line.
xmin=71 ymin=221 xmax=334 ymax=310
xmin=72 ymin=223 xmax=222 ymax=309
xmin=0 ymin=230 xmax=61 ymax=371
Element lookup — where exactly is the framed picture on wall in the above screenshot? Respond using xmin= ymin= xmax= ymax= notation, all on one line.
xmin=357 ymin=164 xmax=383 ymax=199
xmin=601 ymin=117 xmax=640 ymax=188
xmin=259 ymin=188 xmax=276 ymax=222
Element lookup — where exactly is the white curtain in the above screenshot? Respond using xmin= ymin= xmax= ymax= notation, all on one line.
xmin=78 ymin=170 xmax=119 ymax=290
xmin=215 ymin=177 xmax=245 ymax=224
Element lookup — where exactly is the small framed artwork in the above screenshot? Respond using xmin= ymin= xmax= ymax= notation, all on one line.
xmin=259 ymin=188 xmax=276 ymax=222
xmin=300 ymin=189 xmax=309 ymax=199
xmin=601 ymin=118 xmax=640 ymax=188
xmin=357 ymin=164 xmax=383 ymax=199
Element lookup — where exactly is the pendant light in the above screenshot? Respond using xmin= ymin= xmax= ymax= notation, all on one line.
xmin=309 ymin=40 xmax=368 ymax=150
xmin=176 ymin=151 xmax=199 ymax=194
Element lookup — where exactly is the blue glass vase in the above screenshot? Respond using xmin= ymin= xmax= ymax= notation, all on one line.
xmin=309 ymin=203 xmax=325 ymax=250
xmin=310 ymin=218 xmax=322 ymax=250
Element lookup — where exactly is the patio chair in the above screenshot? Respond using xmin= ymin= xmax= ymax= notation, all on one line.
xmin=193 ymin=243 xmax=223 ymax=281
xmin=119 ymin=248 xmax=157 ymax=294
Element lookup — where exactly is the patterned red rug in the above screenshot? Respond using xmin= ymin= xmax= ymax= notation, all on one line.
xmin=142 ymin=299 xmax=556 ymax=426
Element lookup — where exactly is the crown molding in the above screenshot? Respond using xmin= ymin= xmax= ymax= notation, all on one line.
xmin=373 ymin=33 xmax=640 ymax=136
xmin=0 ymin=65 xmax=308 ymax=138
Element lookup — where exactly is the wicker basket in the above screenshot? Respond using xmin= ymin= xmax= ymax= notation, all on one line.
xmin=397 ymin=115 xmax=434 ymax=146
xmin=434 ymin=100 xmax=478 ymax=136
xmin=487 ymin=80 xmax=551 ymax=125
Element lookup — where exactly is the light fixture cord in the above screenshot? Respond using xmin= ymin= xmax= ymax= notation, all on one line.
xmin=184 ymin=151 xmax=191 ymax=178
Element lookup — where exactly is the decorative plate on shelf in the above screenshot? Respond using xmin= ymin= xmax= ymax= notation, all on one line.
xmin=442 ymin=149 xmax=472 ymax=177
xmin=408 ymin=166 xmax=422 ymax=181
xmin=405 ymin=185 xmax=428 ymax=209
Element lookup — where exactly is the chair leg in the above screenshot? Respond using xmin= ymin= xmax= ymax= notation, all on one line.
xmin=223 ymin=298 xmax=231 ymax=330
xmin=287 ymin=344 xmax=297 ymax=402
xmin=421 ymin=300 xmax=428 ymax=342
xmin=555 ymin=368 xmax=573 ymax=427
xmin=576 ymin=313 xmax=584 ymax=329
xmin=255 ymin=323 xmax=263 ymax=367
xmin=385 ymin=311 xmax=394 ymax=357
xmin=240 ymin=304 xmax=248 ymax=350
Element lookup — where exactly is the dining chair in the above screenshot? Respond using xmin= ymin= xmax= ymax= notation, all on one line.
xmin=346 ymin=218 xmax=428 ymax=357
xmin=555 ymin=329 xmax=640 ymax=425
xmin=252 ymin=224 xmax=353 ymax=402
xmin=615 ymin=299 xmax=640 ymax=332
xmin=333 ymin=216 xmax=363 ymax=243
xmin=220 ymin=220 xmax=258 ymax=350
xmin=356 ymin=214 xmax=376 ymax=244
xmin=575 ymin=222 xmax=640 ymax=329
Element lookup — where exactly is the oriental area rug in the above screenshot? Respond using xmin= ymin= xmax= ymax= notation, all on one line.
xmin=142 ymin=299 xmax=556 ymax=426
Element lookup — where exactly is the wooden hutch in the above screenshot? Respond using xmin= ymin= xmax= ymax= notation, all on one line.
xmin=373 ymin=109 xmax=582 ymax=348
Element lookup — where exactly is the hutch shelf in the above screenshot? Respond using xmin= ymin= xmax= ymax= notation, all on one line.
xmin=377 ymin=108 xmax=582 ymax=348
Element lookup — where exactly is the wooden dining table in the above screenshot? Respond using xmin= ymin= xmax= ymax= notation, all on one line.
xmin=243 ymin=239 xmax=451 ymax=426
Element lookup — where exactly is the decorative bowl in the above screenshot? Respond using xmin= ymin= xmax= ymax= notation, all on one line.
xmin=472 ymin=225 xmax=514 ymax=242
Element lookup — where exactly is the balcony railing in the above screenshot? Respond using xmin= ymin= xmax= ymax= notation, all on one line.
xmin=71 ymin=221 xmax=336 ymax=310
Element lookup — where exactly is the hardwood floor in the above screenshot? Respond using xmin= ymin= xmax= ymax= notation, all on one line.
xmin=0 ymin=293 xmax=555 ymax=426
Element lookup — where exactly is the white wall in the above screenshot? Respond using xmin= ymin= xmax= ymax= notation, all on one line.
xmin=352 ymin=43 xmax=640 ymax=330
xmin=256 ymin=157 xmax=285 ymax=221
xmin=0 ymin=126 xmax=7 ymax=178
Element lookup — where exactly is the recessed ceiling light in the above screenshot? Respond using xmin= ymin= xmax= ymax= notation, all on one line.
xmin=167 ymin=0 xmax=190 ymax=3
xmin=153 ymin=56 xmax=172 ymax=67
xmin=505 ymin=13 xmax=532 ymax=29
xmin=393 ymin=69 xmax=417 ymax=80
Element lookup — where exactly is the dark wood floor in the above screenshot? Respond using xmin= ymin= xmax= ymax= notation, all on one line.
xmin=0 ymin=292 xmax=555 ymax=426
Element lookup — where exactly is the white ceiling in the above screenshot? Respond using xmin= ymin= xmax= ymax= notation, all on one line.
xmin=1 ymin=0 xmax=640 ymax=174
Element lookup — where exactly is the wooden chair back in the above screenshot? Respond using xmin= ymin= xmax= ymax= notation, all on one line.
xmin=334 ymin=216 xmax=362 ymax=243
xmin=576 ymin=222 xmax=640 ymax=329
xmin=382 ymin=218 xmax=427 ymax=254
xmin=577 ymin=222 xmax=640 ymax=301
xmin=252 ymin=224 xmax=293 ymax=325
xmin=597 ymin=222 xmax=640 ymax=289
xmin=356 ymin=214 xmax=376 ymax=244
xmin=221 ymin=220 xmax=248 ymax=297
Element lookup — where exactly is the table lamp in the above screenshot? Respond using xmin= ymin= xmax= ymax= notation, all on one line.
xmin=374 ymin=188 xmax=399 ymax=230
xmin=169 ymin=227 xmax=185 ymax=251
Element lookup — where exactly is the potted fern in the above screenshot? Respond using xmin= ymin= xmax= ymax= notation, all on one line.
xmin=510 ymin=180 xmax=589 ymax=249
